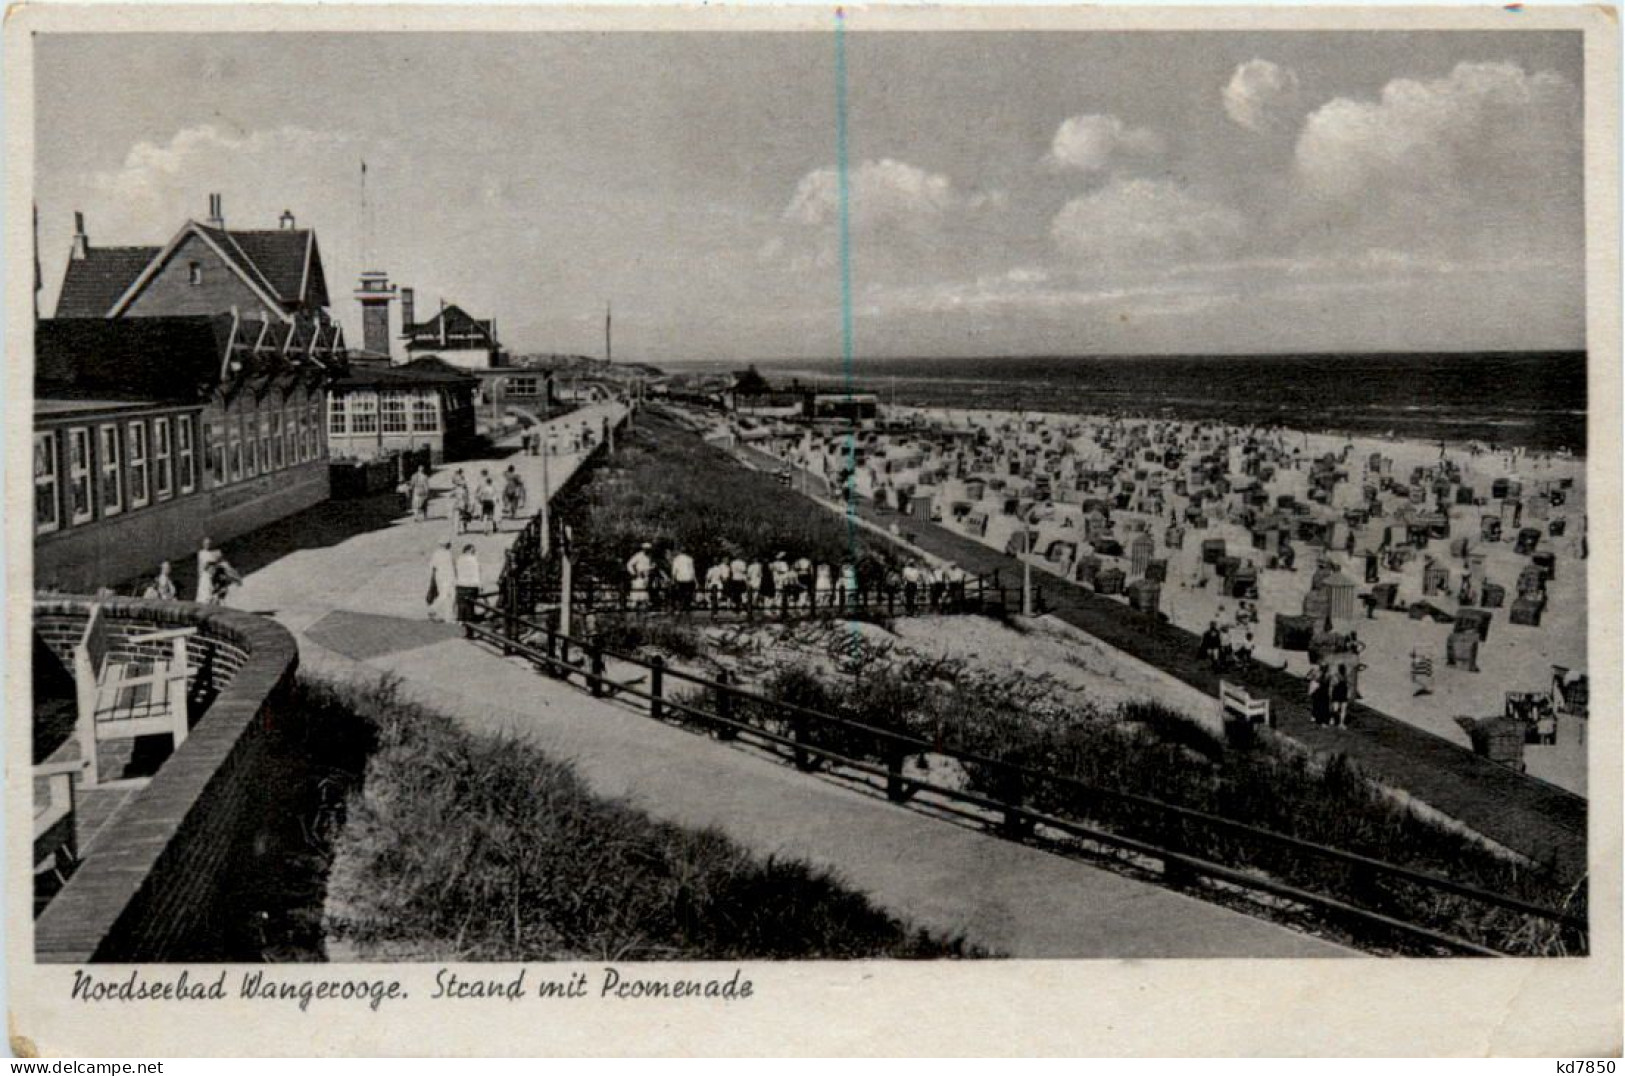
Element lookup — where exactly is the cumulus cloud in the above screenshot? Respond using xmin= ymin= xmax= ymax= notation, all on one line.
xmin=1294 ymin=62 xmax=1579 ymax=204
xmin=784 ymin=158 xmax=982 ymax=233
xmin=1223 ymin=59 xmax=1301 ymax=132
xmin=1051 ymin=177 xmax=1245 ymax=267
xmin=1046 ymin=114 xmax=1164 ymax=172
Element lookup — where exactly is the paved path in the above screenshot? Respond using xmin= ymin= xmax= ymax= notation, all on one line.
xmin=232 ymin=404 xmax=1349 ymax=958
xmin=732 ymin=442 xmax=1588 ymax=883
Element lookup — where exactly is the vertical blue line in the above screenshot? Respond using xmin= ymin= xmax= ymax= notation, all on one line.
xmin=835 ymin=9 xmax=859 ymax=567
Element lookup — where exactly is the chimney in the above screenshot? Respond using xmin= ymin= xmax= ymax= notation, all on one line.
xmin=401 ymin=287 xmax=415 ymax=331
xmin=206 ymin=193 xmax=225 ymax=229
xmin=439 ymin=299 xmax=447 ymax=347
xmin=70 ymin=211 xmax=88 ymax=260
xmin=279 ymin=209 xmax=296 ymax=230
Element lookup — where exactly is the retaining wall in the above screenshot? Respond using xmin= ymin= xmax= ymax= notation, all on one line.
xmin=32 ymin=596 xmax=300 ymax=963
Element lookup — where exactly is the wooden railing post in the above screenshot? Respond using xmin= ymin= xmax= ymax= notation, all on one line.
xmin=588 ymin=639 xmax=605 ymax=697
xmin=792 ymin=712 xmax=813 ymax=771
xmin=714 ymin=669 xmax=737 ymax=740
xmin=502 ymin=575 xmax=518 ymax=657
xmin=998 ymin=764 xmax=1032 ymax=841
xmin=886 ymin=741 xmax=908 ymax=803
xmin=649 ymin=655 xmax=665 ymax=721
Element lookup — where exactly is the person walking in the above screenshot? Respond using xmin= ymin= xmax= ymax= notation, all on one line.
xmin=704 ymin=560 xmax=730 ymax=612
xmin=454 ymin=544 xmax=481 ymax=623
xmin=475 ymin=472 xmax=497 ymax=534
xmin=728 ymin=554 xmax=749 ymax=610
xmin=502 ymin=466 xmax=523 ymax=521
xmin=195 ymin=538 xmax=223 ymax=603
xmin=627 ymin=543 xmax=655 ymax=610
xmin=450 ymin=469 xmax=470 ymax=534
xmin=409 ymin=465 xmax=431 ymax=522
xmin=427 ymin=541 xmax=457 ymax=622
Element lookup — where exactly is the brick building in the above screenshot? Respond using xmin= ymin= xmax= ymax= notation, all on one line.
xmin=35 ymin=198 xmax=343 ymax=591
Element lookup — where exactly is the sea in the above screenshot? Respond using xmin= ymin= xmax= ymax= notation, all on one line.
xmin=726 ymin=352 xmax=1588 ymax=455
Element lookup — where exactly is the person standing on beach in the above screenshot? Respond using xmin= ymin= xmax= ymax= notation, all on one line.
xmin=1330 ymin=666 xmax=1351 ymax=728
xmin=1308 ymin=663 xmax=1332 ymax=725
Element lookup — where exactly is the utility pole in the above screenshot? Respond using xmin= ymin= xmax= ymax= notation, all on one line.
xmin=559 ymin=525 xmax=574 ymax=638
xmin=539 ymin=416 xmax=552 ymax=559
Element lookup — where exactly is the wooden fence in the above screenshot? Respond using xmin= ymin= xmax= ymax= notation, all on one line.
xmin=462 ymin=597 xmax=1584 ymax=958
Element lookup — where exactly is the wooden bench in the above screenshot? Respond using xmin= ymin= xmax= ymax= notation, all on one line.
xmin=33 ymin=759 xmax=87 ymax=885
xmin=1219 ymin=680 xmax=1272 ymax=728
xmin=73 ymin=605 xmax=196 ymax=788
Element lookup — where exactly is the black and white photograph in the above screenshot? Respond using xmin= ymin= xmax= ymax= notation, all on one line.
xmin=7 ymin=3 xmax=1620 ymax=1058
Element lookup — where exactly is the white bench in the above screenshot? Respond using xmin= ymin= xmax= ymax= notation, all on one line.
xmin=72 ymin=605 xmax=196 ymax=788
xmin=33 ymin=758 xmax=87 ymax=885
xmin=1219 ymin=680 xmax=1272 ymax=728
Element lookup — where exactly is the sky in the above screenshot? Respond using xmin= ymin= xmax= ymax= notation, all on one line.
xmin=34 ymin=31 xmax=1585 ymax=363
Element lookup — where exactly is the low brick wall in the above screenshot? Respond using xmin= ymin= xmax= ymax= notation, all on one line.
xmin=33 ymin=596 xmax=299 ymax=963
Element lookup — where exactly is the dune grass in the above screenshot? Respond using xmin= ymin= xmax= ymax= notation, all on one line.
xmin=709 ymin=643 xmax=1584 ymax=956
xmin=548 ymin=409 xmax=906 ymax=586
xmin=295 ymin=675 xmax=980 ymax=961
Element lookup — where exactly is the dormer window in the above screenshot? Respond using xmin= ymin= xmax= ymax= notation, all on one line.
xmin=188 ymin=261 xmax=203 ymax=286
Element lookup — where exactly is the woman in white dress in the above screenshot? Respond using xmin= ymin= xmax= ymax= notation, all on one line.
xmin=427 ymin=541 xmax=458 ymax=622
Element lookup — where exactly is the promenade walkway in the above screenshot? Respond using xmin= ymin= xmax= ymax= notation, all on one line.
xmin=731 ymin=442 xmax=1588 ymax=884
xmin=232 ymin=405 xmax=1349 ymax=958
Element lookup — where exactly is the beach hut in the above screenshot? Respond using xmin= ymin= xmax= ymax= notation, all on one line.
xmin=1370 ymin=582 xmax=1400 ymax=611
xmin=1095 ymin=566 xmax=1126 ymax=596
xmin=1230 ymin=563 xmax=1260 ymax=600
xmin=1075 ymin=556 xmax=1101 ymax=586
xmin=1274 ymin=614 xmax=1316 ymax=651
xmin=1201 ymin=538 xmax=1227 ymax=566
xmin=1510 ymin=597 xmax=1544 ymax=627
xmin=1455 ymin=485 xmax=1477 ymax=506
xmin=1549 ymin=518 xmax=1568 ymax=538
xmin=1455 ymin=608 xmax=1493 ymax=643
xmin=1422 ymin=561 xmax=1451 ymax=596
xmin=1532 ymin=550 xmax=1557 ymax=581
xmin=1145 ymin=559 xmax=1168 ymax=584
xmin=1127 ymin=579 xmax=1160 ymax=615
xmin=1302 ymin=590 xmax=1331 ymax=620
xmin=1455 ymin=716 xmax=1525 ymax=771
xmin=1481 ymin=516 xmax=1503 ymax=542
xmin=1517 ymin=565 xmax=1547 ymax=598
xmin=1129 ymin=534 xmax=1155 ymax=578
xmin=1317 ymin=572 xmax=1358 ymax=621
xmin=1447 ymin=632 xmax=1480 ymax=672
xmin=1491 ymin=477 xmax=1513 ymax=499
xmin=1481 ymin=582 xmax=1506 ymax=608
xmin=1515 ymin=527 xmax=1542 ymax=556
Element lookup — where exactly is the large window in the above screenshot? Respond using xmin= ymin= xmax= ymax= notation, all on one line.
xmin=351 ymin=392 xmax=378 ymax=435
xmin=242 ymin=416 xmax=258 ymax=478
xmin=153 ymin=417 xmax=173 ymax=500
xmin=412 ymin=393 xmax=439 ymax=433
xmin=127 ymin=421 xmax=150 ymax=508
xmin=381 ymin=390 xmax=409 ymax=434
xmin=271 ymin=413 xmax=285 ymax=468
xmin=98 ymin=424 xmax=123 ymax=516
xmin=67 ymin=427 xmax=92 ymax=523
xmin=259 ymin=415 xmax=273 ymax=472
xmin=329 ymin=394 xmax=347 ymax=436
xmin=228 ymin=419 xmax=243 ymax=482
xmin=509 ymin=376 xmax=539 ymax=398
xmin=284 ymin=408 xmax=298 ymax=466
xmin=177 ymin=416 xmax=197 ymax=494
xmin=34 ymin=432 xmax=59 ymax=534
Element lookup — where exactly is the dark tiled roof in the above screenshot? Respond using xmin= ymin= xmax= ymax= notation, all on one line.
xmin=406 ymin=303 xmax=495 ymax=347
xmin=54 ymin=247 xmax=159 ymax=318
xmin=35 ymin=316 xmax=233 ymax=404
xmin=225 ymin=228 xmax=324 ymax=307
xmin=333 ymin=356 xmax=479 ymax=388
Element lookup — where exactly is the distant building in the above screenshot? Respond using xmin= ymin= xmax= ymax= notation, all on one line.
xmin=401 ymin=289 xmax=506 ymax=370
xmin=36 ymin=196 xmax=342 ymax=591
xmin=326 ymin=357 xmax=479 ymax=463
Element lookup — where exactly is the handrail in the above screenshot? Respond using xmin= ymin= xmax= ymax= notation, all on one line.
xmin=464 ymin=596 xmax=1583 ymax=947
